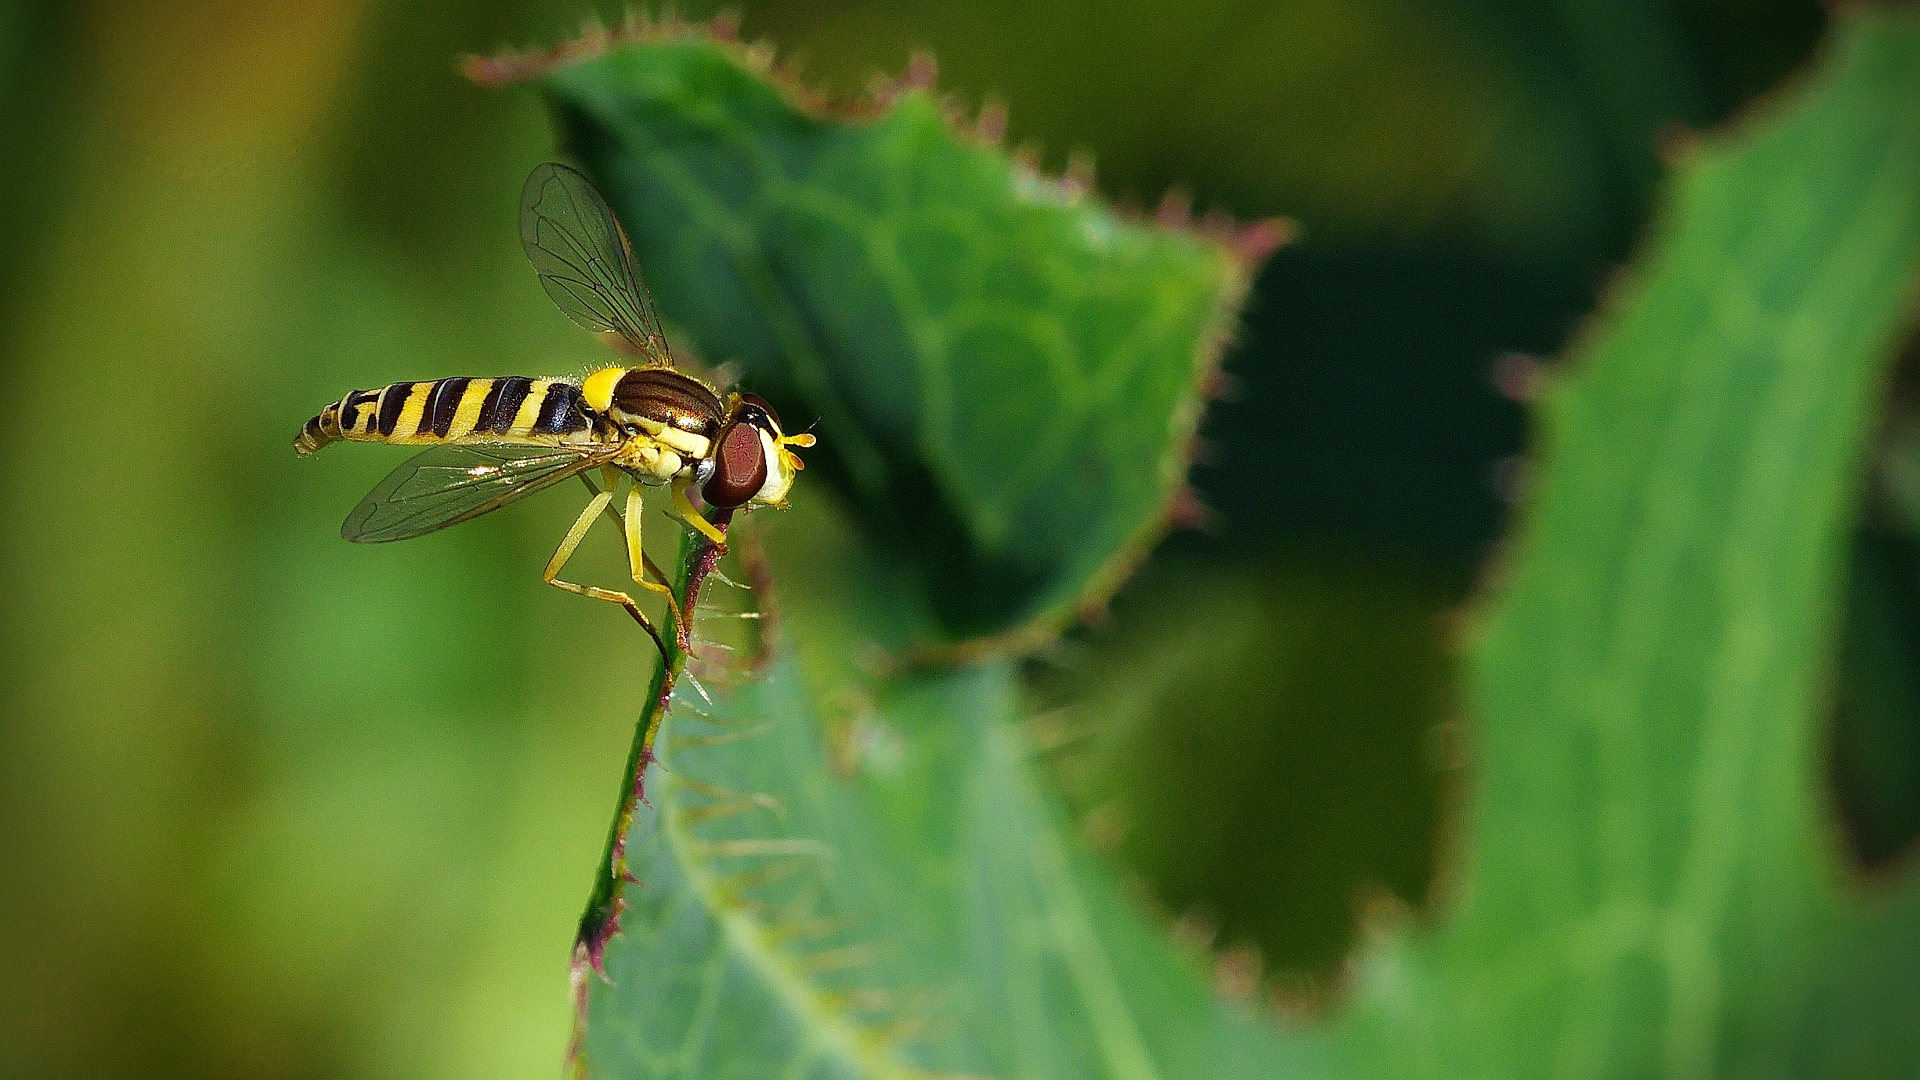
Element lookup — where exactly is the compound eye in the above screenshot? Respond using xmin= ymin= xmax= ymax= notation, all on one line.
xmin=701 ymin=421 xmax=769 ymax=509
xmin=736 ymin=393 xmax=782 ymax=435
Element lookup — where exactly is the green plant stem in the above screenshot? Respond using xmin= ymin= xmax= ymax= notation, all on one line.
xmin=566 ymin=499 xmax=735 ymax=1066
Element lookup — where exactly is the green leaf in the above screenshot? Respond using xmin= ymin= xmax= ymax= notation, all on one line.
xmin=531 ymin=7 xmax=1920 ymax=1078
xmin=1327 ymin=9 xmax=1920 ymax=1075
xmin=518 ymin=22 xmax=1294 ymax=1077
xmin=577 ymin=495 xmax=1332 ymax=1078
xmin=540 ymin=31 xmax=1272 ymax=652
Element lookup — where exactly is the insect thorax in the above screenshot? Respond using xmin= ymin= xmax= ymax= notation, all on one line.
xmin=611 ymin=429 xmax=712 ymax=485
xmin=583 ymin=367 xmax=724 ymax=483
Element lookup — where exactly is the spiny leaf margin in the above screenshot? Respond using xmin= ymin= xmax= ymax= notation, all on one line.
xmin=477 ymin=11 xmax=1285 ymax=661
xmin=1331 ymin=10 xmax=1920 ymax=1076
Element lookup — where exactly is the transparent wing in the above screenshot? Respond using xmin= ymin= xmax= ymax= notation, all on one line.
xmin=519 ymin=161 xmax=672 ymax=365
xmin=342 ymin=444 xmax=608 ymax=544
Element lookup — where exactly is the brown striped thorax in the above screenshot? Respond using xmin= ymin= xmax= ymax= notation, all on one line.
xmin=293 ymin=163 xmax=813 ymax=661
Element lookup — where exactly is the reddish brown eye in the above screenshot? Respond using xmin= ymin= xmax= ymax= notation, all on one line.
xmin=701 ymin=421 xmax=768 ymax=508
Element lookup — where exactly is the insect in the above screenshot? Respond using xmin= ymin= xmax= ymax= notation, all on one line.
xmin=295 ymin=162 xmax=814 ymax=656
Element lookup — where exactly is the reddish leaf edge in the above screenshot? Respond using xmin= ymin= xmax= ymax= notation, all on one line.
xmin=468 ymin=9 xmax=1291 ymax=671
xmin=561 ymin=505 xmax=738 ymax=1077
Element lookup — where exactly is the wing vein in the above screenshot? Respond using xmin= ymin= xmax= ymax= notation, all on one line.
xmin=342 ymin=444 xmax=611 ymax=543
xmin=520 ymin=161 xmax=674 ymax=365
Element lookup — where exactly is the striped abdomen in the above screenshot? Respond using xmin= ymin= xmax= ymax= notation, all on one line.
xmin=295 ymin=377 xmax=597 ymax=456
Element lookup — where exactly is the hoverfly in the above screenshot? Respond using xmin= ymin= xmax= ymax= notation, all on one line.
xmin=295 ymin=162 xmax=814 ymax=655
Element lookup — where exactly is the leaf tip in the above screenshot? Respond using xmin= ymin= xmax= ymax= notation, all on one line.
xmin=1202 ymin=367 xmax=1243 ymax=403
xmin=1152 ymin=188 xmax=1292 ymax=270
xmin=1154 ymin=187 xmax=1192 ymax=229
xmin=1489 ymin=350 xmax=1549 ymax=403
xmin=1170 ymin=905 xmax=1221 ymax=955
xmin=459 ymin=52 xmax=514 ymax=88
xmin=1231 ymin=216 xmax=1295 ymax=265
xmin=1656 ymin=121 xmax=1705 ymax=168
xmin=868 ymin=50 xmax=940 ymax=110
xmin=974 ymin=98 xmax=1008 ymax=143
xmin=1221 ymin=213 xmax=1297 ymax=265
xmin=1166 ymin=485 xmax=1218 ymax=533
xmin=904 ymin=50 xmax=938 ymax=91
xmin=1210 ymin=942 xmax=1265 ymax=1003
xmin=1010 ymin=138 xmax=1044 ymax=175
xmin=742 ymin=38 xmax=778 ymax=74
xmin=1061 ymin=148 xmax=1096 ymax=196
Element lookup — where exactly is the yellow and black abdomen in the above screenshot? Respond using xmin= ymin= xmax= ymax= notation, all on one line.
xmin=295 ymin=377 xmax=596 ymax=456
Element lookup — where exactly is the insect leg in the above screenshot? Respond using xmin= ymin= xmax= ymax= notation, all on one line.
xmin=579 ymin=472 xmax=630 ymax=534
xmin=672 ymin=479 xmax=730 ymax=547
xmin=625 ymin=483 xmax=684 ymax=631
xmin=582 ymin=472 xmax=684 ymax=633
xmin=545 ymin=488 xmax=667 ymax=660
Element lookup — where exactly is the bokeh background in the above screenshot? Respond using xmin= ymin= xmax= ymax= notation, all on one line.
xmin=0 ymin=2 xmax=1835 ymax=1077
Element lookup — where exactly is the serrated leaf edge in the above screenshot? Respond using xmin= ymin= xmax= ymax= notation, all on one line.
xmin=475 ymin=11 xmax=1292 ymax=666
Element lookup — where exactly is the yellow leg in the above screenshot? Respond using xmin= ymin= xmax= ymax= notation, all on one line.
xmin=582 ymin=473 xmax=684 ymax=635
xmin=672 ymin=480 xmax=729 ymax=547
xmin=545 ymin=488 xmax=666 ymax=659
xmin=625 ymin=483 xmax=684 ymax=631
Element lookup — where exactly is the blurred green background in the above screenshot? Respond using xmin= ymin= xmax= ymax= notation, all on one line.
xmin=0 ymin=1 xmax=1836 ymax=1077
